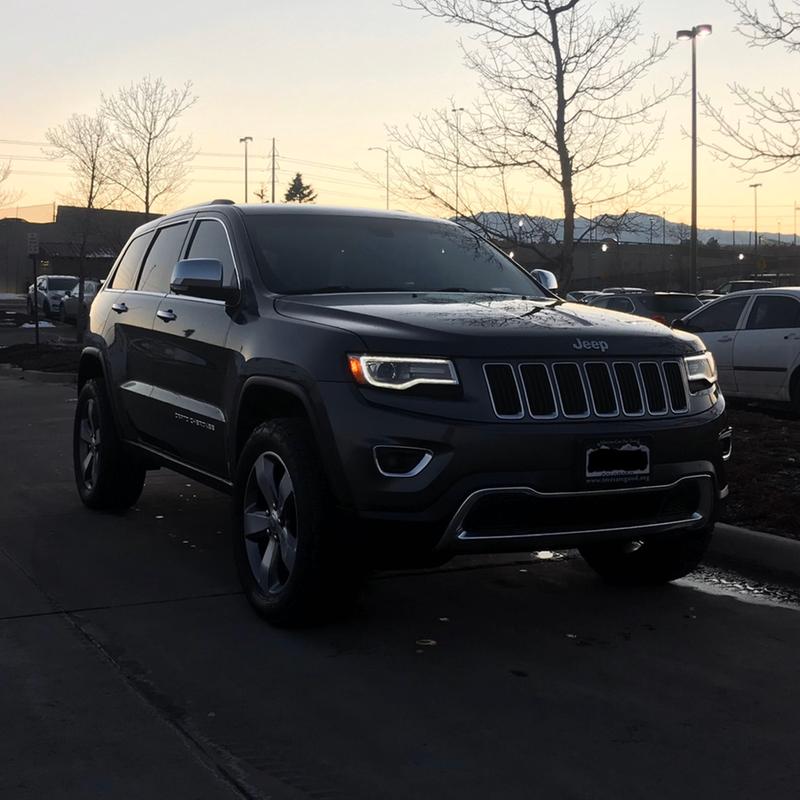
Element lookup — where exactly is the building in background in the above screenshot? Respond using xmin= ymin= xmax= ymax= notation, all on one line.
xmin=0 ymin=206 xmax=158 ymax=293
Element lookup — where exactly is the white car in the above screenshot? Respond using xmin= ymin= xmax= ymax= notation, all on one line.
xmin=677 ymin=287 xmax=800 ymax=411
xmin=59 ymin=279 xmax=100 ymax=323
xmin=27 ymin=274 xmax=79 ymax=318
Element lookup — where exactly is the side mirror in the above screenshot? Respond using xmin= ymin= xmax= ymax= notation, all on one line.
xmin=531 ymin=268 xmax=558 ymax=292
xmin=170 ymin=259 xmax=238 ymax=303
xmin=671 ymin=318 xmax=693 ymax=332
xmin=64 ymin=291 xmax=72 ymax=298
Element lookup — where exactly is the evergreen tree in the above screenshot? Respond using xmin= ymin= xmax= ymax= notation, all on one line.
xmin=284 ymin=172 xmax=317 ymax=203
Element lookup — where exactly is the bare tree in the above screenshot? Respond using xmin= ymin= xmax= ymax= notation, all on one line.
xmin=702 ymin=1 xmax=800 ymax=173
xmin=393 ymin=0 xmax=678 ymax=287
xmin=45 ymin=112 xmax=119 ymax=341
xmin=0 ymin=160 xmax=20 ymax=208
xmin=102 ymin=76 xmax=197 ymax=213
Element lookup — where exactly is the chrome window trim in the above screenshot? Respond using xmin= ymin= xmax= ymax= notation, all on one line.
xmin=483 ymin=362 xmax=525 ymax=420
xmin=551 ymin=361 xmax=591 ymax=419
xmin=188 ymin=216 xmax=242 ymax=292
xmin=517 ymin=362 xmax=559 ymax=420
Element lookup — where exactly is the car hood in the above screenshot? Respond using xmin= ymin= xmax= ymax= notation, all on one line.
xmin=274 ymin=293 xmax=704 ymax=358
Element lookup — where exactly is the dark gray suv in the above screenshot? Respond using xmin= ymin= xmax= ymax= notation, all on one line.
xmin=74 ymin=203 xmax=731 ymax=624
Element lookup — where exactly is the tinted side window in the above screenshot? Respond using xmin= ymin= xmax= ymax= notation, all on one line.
xmin=109 ymin=232 xmax=154 ymax=290
xmin=138 ymin=223 xmax=189 ymax=294
xmin=746 ymin=296 xmax=800 ymax=330
xmin=185 ymin=220 xmax=237 ymax=287
xmin=689 ymin=296 xmax=749 ymax=332
xmin=607 ymin=297 xmax=634 ymax=312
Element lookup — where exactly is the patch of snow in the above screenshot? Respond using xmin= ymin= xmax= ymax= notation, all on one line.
xmin=20 ymin=321 xmax=56 ymax=328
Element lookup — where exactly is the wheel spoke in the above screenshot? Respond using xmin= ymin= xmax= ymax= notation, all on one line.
xmin=86 ymin=400 xmax=96 ymax=436
xmin=243 ymin=508 xmax=270 ymax=541
xmin=278 ymin=526 xmax=297 ymax=572
xmin=82 ymin=451 xmax=94 ymax=482
xmin=79 ymin=419 xmax=92 ymax=445
xmin=254 ymin=456 xmax=278 ymax=507
xmin=259 ymin=538 xmax=280 ymax=590
xmin=276 ymin=472 xmax=293 ymax=517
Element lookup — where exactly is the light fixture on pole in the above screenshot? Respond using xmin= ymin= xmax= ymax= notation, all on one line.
xmin=750 ymin=182 xmax=762 ymax=259
xmin=368 ymin=146 xmax=390 ymax=210
xmin=676 ymin=23 xmax=712 ymax=293
xmin=239 ymin=136 xmax=253 ymax=203
xmin=451 ymin=106 xmax=465 ymax=219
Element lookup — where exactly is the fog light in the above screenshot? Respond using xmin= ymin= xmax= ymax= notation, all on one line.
xmin=373 ymin=446 xmax=433 ymax=478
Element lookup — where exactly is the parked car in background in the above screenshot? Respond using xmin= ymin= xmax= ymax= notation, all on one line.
xmin=589 ymin=292 xmax=702 ymax=326
xmin=27 ymin=274 xmax=79 ymax=318
xmin=711 ymin=279 xmax=774 ymax=295
xmin=599 ymin=286 xmax=647 ymax=294
xmin=60 ymin=279 xmax=101 ymax=323
xmin=675 ymin=287 xmax=800 ymax=412
xmin=565 ymin=290 xmax=601 ymax=303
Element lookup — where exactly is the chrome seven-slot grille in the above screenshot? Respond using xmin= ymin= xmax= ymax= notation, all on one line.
xmin=483 ymin=360 xmax=690 ymax=420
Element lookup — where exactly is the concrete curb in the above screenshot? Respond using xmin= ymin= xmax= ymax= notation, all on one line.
xmin=709 ymin=523 xmax=800 ymax=588
xmin=0 ymin=363 xmax=76 ymax=385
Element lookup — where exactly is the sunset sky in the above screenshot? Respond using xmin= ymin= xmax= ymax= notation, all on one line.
xmin=1 ymin=0 xmax=798 ymax=237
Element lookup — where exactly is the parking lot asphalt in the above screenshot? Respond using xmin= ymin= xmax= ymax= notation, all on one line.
xmin=2 ymin=376 xmax=800 ymax=799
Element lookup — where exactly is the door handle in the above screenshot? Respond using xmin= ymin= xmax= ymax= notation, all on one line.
xmin=717 ymin=336 xmax=733 ymax=342
xmin=156 ymin=309 xmax=177 ymax=323
xmin=111 ymin=302 xmax=128 ymax=314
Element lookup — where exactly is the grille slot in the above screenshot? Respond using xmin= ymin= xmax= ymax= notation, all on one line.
xmin=662 ymin=361 xmax=688 ymax=413
xmin=639 ymin=362 xmax=668 ymax=414
xmin=613 ymin=363 xmax=644 ymax=415
xmin=552 ymin=363 xmax=589 ymax=417
xmin=519 ymin=364 xmax=557 ymax=417
xmin=484 ymin=363 xmax=523 ymax=418
xmin=584 ymin=362 xmax=618 ymax=416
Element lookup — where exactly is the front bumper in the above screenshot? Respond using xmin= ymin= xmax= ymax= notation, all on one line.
xmin=317 ymin=382 xmax=729 ymax=552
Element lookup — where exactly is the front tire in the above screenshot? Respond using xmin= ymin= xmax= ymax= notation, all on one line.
xmin=233 ymin=418 xmax=360 ymax=626
xmin=43 ymin=299 xmax=51 ymax=318
xmin=579 ymin=527 xmax=712 ymax=585
xmin=73 ymin=379 xmax=146 ymax=511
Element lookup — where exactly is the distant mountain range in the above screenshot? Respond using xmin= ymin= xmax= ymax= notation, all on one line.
xmin=464 ymin=211 xmax=787 ymax=248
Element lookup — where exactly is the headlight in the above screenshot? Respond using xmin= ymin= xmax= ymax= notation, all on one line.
xmin=684 ymin=352 xmax=717 ymax=391
xmin=348 ymin=355 xmax=458 ymax=390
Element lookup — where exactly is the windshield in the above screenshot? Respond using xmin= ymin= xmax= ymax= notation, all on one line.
xmin=244 ymin=214 xmax=547 ymax=297
xmin=49 ymin=278 xmax=77 ymax=291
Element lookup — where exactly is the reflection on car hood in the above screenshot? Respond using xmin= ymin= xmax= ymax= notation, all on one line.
xmin=275 ymin=292 xmax=704 ymax=357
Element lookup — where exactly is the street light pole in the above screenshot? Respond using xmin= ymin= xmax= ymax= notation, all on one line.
xmin=794 ymin=200 xmax=799 ymax=247
xmin=239 ymin=136 xmax=253 ymax=203
xmin=677 ymin=24 xmax=712 ymax=294
xmin=750 ymin=182 xmax=762 ymax=259
xmin=732 ymin=217 xmax=736 ymax=248
xmin=451 ymin=106 xmax=465 ymax=219
xmin=368 ymin=146 xmax=390 ymax=210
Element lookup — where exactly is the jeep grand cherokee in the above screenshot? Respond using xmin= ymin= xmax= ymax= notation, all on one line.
xmin=74 ymin=203 xmax=730 ymax=624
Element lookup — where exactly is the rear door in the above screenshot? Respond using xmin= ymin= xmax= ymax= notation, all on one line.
xmin=684 ymin=294 xmax=751 ymax=396
xmin=733 ymin=294 xmax=800 ymax=400
xmin=148 ymin=216 xmax=239 ymax=476
xmin=102 ymin=229 xmax=158 ymax=440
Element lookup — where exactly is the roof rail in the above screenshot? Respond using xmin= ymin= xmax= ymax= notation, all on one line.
xmin=208 ymin=198 xmax=236 ymax=205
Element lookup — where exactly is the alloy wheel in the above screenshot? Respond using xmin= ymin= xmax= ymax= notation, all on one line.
xmin=77 ymin=398 xmax=101 ymax=491
xmin=243 ymin=452 xmax=298 ymax=595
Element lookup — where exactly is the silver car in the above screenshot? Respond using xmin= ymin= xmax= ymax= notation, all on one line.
xmin=27 ymin=274 xmax=79 ymax=318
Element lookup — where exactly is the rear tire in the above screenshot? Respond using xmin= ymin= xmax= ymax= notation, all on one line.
xmin=73 ymin=378 xmax=146 ymax=511
xmin=579 ymin=526 xmax=712 ymax=585
xmin=232 ymin=418 xmax=361 ymax=626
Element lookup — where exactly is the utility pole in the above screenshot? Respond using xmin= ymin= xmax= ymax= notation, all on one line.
xmin=271 ymin=138 xmax=277 ymax=203
xmin=239 ymin=136 xmax=253 ymax=203
xmin=662 ymin=209 xmax=666 ymax=246
xmin=732 ymin=217 xmax=736 ymax=248
xmin=750 ymin=182 xmax=762 ymax=259
xmin=677 ymin=24 xmax=712 ymax=293
xmin=794 ymin=200 xmax=798 ymax=247
xmin=649 ymin=218 xmax=654 ymax=245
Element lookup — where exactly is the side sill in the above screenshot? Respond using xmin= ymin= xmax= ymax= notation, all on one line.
xmin=126 ymin=441 xmax=233 ymax=495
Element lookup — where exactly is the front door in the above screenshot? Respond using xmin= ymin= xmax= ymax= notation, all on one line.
xmin=734 ymin=294 xmax=800 ymax=400
xmin=146 ymin=217 xmax=239 ymax=477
